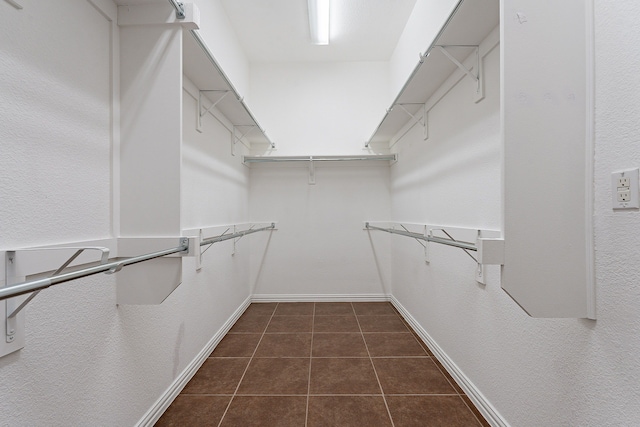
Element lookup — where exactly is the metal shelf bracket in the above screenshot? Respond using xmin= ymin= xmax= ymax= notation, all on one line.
xmin=197 ymin=90 xmax=230 ymax=132
xmin=232 ymin=125 xmax=258 ymax=156
xmin=366 ymin=223 xmax=502 ymax=283
xmin=4 ymin=246 xmax=109 ymax=355
xmin=199 ymin=223 xmax=276 ymax=262
xmin=168 ymin=0 xmax=185 ymax=19
xmin=436 ymin=45 xmax=483 ymax=101
xmin=395 ymin=103 xmax=428 ymax=140
xmin=232 ymin=224 xmax=257 ymax=255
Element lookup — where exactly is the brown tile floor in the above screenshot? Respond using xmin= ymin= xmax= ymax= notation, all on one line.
xmin=156 ymin=302 xmax=490 ymax=427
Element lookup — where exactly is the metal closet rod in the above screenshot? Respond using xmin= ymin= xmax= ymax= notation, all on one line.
xmin=365 ymin=223 xmax=477 ymax=251
xmin=201 ymin=223 xmax=276 ymax=246
xmin=0 ymin=241 xmax=190 ymax=303
xmin=244 ymin=155 xmax=397 ymax=163
xmin=0 ymin=224 xmax=277 ymax=303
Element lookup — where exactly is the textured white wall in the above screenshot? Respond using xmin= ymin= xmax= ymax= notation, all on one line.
xmin=247 ymin=61 xmax=389 ymax=155
xmin=249 ymin=164 xmax=391 ymax=296
xmin=390 ymin=1 xmax=640 ymax=426
xmin=181 ymin=84 xmax=250 ymax=229
xmin=194 ymin=0 xmax=251 ymax=100
xmin=0 ymin=1 xmax=252 ymax=425
xmin=0 ymin=0 xmax=112 ymax=246
xmin=388 ymin=0 xmax=458 ymax=104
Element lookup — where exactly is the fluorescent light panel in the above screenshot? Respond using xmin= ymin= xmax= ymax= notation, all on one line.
xmin=308 ymin=0 xmax=330 ymax=45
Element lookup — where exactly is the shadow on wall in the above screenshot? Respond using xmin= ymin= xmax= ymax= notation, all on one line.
xmin=391 ymin=135 xmax=499 ymax=194
xmin=366 ymin=229 xmax=391 ymax=295
xmin=172 ymin=322 xmax=185 ymax=378
xmin=249 ymin=228 xmax=274 ymax=295
xmin=182 ymin=144 xmax=248 ymax=187
xmin=122 ymin=29 xmax=180 ymax=139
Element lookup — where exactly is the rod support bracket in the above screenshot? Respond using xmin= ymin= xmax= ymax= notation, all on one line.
xmin=232 ymin=125 xmax=258 ymax=156
xmin=197 ymin=90 xmax=230 ymax=132
xmin=2 ymin=246 xmax=106 ymax=357
xmin=435 ymin=45 xmax=483 ymax=101
xmin=395 ymin=103 xmax=428 ymax=140
xmin=169 ymin=0 xmax=186 ymax=19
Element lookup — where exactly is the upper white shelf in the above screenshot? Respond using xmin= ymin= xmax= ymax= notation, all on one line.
xmin=182 ymin=29 xmax=273 ymax=147
xmin=367 ymin=0 xmax=499 ymax=146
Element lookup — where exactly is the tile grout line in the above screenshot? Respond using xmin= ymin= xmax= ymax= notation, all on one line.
xmin=216 ymin=303 xmax=279 ymax=427
xmin=458 ymin=394 xmax=487 ymax=427
xmin=391 ymin=307 xmax=486 ymax=425
xmin=392 ymin=307 xmax=465 ymax=396
xmin=305 ymin=303 xmax=315 ymax=427
xmin=353 ymin=303 xmax=396 ymax=427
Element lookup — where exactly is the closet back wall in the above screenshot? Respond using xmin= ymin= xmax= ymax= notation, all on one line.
xmin=247 ymin=60 xmax=393 ymax=298
xmin=247 ymin=62 xmax=389 ymax=155
xmin=249 ymin=164 xmax=391 ymax=298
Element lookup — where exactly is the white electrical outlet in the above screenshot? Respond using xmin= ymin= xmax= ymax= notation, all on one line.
xmin=617 ymin=190 xmax=631 ymax=202
xmin=612 ymin=168 xmax=640 ymax=209
xmin=618 ymin=177 xmax=630 ymax=188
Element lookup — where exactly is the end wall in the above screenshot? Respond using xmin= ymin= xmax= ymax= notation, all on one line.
xmin=249 ymin=163 xmax=391 ymax=298
xmin=248 ymin=61 xmax=389 ymax=156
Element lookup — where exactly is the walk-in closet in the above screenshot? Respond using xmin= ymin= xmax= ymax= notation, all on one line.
xmin=2 ymin=0 xmax=640 ymax=426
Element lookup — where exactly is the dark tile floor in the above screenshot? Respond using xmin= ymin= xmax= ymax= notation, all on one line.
xmin=156 ymin=302 xmax=490 ymax=427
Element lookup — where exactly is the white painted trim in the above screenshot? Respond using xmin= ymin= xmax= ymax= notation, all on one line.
xmin=389 ymin=295 xmax=510 ymax=427
xmin=135 ymin=295 xmax=252 ymax=427
xmin=584 ymin=0 xmax=596 ymax=320
xmin=251 ymin=294 xmax=390 ymax=302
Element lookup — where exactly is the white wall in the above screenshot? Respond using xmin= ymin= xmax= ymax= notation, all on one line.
xmin=182 ymin=81 xmax=250 ymax=229
xmin=193 ymin=0 xmax=251 ymax=98
xmin=0 ymin=1 xmax=253 ymax=425
xmin=249 ymin=164 xmax=391 ymax=297
xmin=388 ymin=1 xmax=640 ymax=426
xmin=389 ymin=0 xmax=458 ymax=103
xmin=247 ymin=61 xmax=389 ymax=155
xmin=0 ymin=0 xmax=112 ymax=246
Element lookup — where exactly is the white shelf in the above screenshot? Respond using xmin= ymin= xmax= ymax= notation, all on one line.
xmin=182 ymin=30 xmax=273 ymax=146
xmin=367 ymin=0 xmax=499 ymax=146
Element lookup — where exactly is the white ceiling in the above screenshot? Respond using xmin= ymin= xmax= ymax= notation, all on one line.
xmin=219 ymin=0 xmax=418 ymax=63
xmin=113 ymin=0 xmax=418 ymax=62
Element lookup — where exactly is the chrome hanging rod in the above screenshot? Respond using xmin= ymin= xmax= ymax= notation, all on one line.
xmin=244 ymin=155 xmax=397 ymax=163
xmin=365 ymin=223 xmax=476 ymax=251
xmin=200 ymin=224 xmax=275 ymax=246
xmin=0 ymin=240 xmax=189 ymax=302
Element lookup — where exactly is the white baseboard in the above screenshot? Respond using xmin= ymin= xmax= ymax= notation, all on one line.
xmin=389 ymin=295 xmax=509 ymax=427
xmin=136 ymin=295 xmax=252 ymax=427
xmin=251 ymin=293 xmax=390 ymax=302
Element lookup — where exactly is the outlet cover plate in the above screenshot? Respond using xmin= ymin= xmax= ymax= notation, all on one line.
xmin=612 ymin=168 xmax=639 ymax=209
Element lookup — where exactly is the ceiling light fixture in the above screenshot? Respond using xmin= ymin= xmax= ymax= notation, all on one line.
xmin=308 ymin=0 xmax=330 ymax=45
